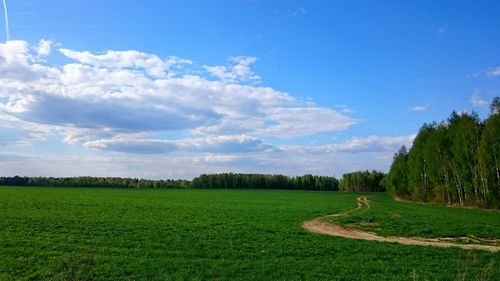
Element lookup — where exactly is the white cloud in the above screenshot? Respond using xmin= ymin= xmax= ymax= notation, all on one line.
xmin=0 ymin=134 xmax=416 ymax=179
xmin=325 ymin=134 xmax=416 ymax=153
xmin=470 ymin=89 xmax=488 ymax=107
xmin=84 ymin=136 xmax=178 ymax=154
xmin=59 ymin=48 xmax=192 ymax=78
xmin=0 ymin=152 xmax=245 ymax=179
xmin=176 ymin=135 xmax=273 ymax=153
xmin=335 ymin=104 xmax=354 ymax=114
xmin=257 ymin=107 xmax=357 ymax=138
xmin=0 ymin=41 xmax=355 ymax=142
xmin=468 ymin=67 xmax=500 ymax=78
xmin=279 ymin=134 xmax=415 ymax=154
xmin=487 ymin=67 xmax=500 ymax=77
xmin=0 ymin=39 xmax=368 ymax=177
xmin=84 ymin=135 xmax=273 ymax=154
xmin=204 ymin=56 xmax=260 ymax=82
xmin=249 ymin=134 xmax=416 ymax=176
xmin=408 ymin=104 xmax=429 ymax=112
xmin=0 ymin=40 xmax=38 ymax=81
xmin=260 ymin=134 xmax=416 ymax=175
xmin=34 ymin=39 xmax=53 ymax=57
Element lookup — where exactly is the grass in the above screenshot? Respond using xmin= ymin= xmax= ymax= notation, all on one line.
xmin=333 ymin=194 xmax=500 ymax=241
xmin=0 ymin=187 xmax=499 ymax=280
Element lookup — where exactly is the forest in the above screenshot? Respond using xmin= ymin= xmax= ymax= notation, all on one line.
xmin=386 ymin=97 xmax=500 ymax=208
xmin=0 ymin=176 xmax=191 ymax=189
xmin=0 ymin=172 xmax=386 ymax=192
xmin=191 ymin=173 xmax=340 ymax=190
xmin=339 ymin=170 xmax=385 ymax=192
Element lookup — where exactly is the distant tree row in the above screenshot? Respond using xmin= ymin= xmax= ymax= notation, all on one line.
xmin=386 ymin=97 xmax=500 ymax=208
xmin=0 ymin=174 xmax=340 ymax=191
xmin=0 ymin=176 xmax=190 ymax=189
xmin=191 ymin=173 xmax=340 ymax=191
xmin=339 ymin=170 xmax=386 ymax=192
xmin=1 ymin=173 xmax=389 ymax=192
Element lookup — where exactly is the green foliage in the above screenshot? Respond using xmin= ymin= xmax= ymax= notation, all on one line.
xmin=478 ymin=113 xmax=500 ymax=207
xmin=339 ymin=170 xmax=386 ymax=192
xmin=0 ymin=176 xmax=190 ymax=189
xmin=407 ymin=124 xmax=434 ymax=201
xmin=386 ymin=146 xmax=409 ymax=197
xmin=0 ymin=174 xmax=340 ymax=191
xmin=1 ymin=187 xmax=498 ymax=280
xmin=448 ymin=112 xmax=483 ymax=205
xmin=388 ymin=97 xmax=500 ymax=208
xmin=490 ymin=96 xmax=500 ymax=115
xmin=191 ymin=173 xmax=339 ymax=191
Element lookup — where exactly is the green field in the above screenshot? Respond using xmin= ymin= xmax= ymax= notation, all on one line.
xmin=332 ymin=196 xmax=500 ymax=241
xmin=0 ymin=187 xmax=499 ymax=280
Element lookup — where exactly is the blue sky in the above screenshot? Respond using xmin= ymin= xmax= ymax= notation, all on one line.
xmin=1 ymin=0 xmax=499 ymax=179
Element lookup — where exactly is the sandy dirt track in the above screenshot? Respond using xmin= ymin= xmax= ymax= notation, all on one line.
xmin=302 ymin=196 xmax=499 ymax=252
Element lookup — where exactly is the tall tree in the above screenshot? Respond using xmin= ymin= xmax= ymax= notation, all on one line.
xmin=490 ymin=96 xmax=500 ymax=115
xmin=407 ymin=124 xmax=434 ymax=201
xmin=386 ymin=146 xmax=409 ymax=197
xmin=478 ymin=100 xmax=500 ymax=207
xmin=447 ymin=112 xmax=482 ymax=205
xmin=387 ymin=96 xmax=500 ymax=208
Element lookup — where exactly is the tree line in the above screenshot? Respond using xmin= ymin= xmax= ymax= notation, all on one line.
xmin=0 ymin=176 xmax=190 ymax=189
xmin=339 ymin=170 xmax=385 ymax=192
xmin=0 ymin=172 xmax=387 ymax=192
xmin=191 ymin=173 xmax=340 ymax=190
xmin=386 ymin=97 xmax=500 ymax=208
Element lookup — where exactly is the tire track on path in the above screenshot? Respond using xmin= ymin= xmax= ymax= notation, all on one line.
xmin=302 ymin=196 xmax=499 ymax=252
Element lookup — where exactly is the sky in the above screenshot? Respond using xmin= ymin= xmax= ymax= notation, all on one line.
xmin=1 ymin=0 xmax=499 ymax=179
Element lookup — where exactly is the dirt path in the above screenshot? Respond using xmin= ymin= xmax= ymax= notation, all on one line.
xmin=323 ymin=196 xmax=369 ymax=218
xmin=302 ymin=196 xmax=500 ymax=253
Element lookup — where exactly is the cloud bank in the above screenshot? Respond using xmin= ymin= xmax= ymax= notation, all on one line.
xmin=0 ymin=39 xmax=413 ymax=178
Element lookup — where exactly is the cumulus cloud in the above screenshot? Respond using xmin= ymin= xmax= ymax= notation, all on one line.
xmin=59 ymin=48 xmax=192 ymax=77
xmin=257 ymin=107 xmax=357 ymax=138
xmin=408 ymin=104 xmax=429 ymax=112
xmin=326 ymin=134 xmax=416 ymax=153
xmin=0 ymin=40 xmax=356 ymax=146
xmin=204 ymin=56 xmax=260 ymax=82
xmin=470 ymin=89 xmax=488 ymax=107
xmin=176 ymin=135 xmax=273 ymax=153
xmin=0 ymin=39 xmax=373 ymax=177
xmin=84 ymin=135 xmax=273 ymax=154
xmin=0 ymin=40 xmax=39 ymax=81
xmin=84 ymin=136 xmax=177 ymax=154
xmin=34 ymin=39 xmax=53 ymax=57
